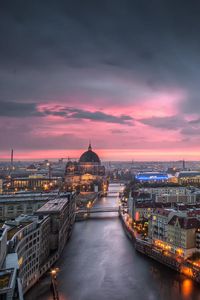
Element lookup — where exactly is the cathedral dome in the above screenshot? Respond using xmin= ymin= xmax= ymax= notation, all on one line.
xmin=79 ymin=144 xmax=100 ymax=164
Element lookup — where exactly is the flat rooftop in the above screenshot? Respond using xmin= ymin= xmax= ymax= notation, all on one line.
xmin=37 ymin=197 xmax=69 ymax=214
xmin=4 ymin=214 xmax=47 ymax=240
xmin=0 ymin=192 xmax=71 ymax=204
xmin=0 ymin=269 xmax=15 ymax=291
xmin=7 ymin=222 xmax=32 ymax=240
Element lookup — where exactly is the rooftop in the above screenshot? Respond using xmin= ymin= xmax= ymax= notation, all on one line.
xmin=178 ymin=171 xmax=200 ymax=178
xmin=36 ymin=197 xmax=69 ymax=214
xmin=0 ymin=192 xmax=71 ymax=203
xmin=6 ymin=222 xmax=31 ymax=240
xmin=154 ymin=207 xmax=172 ymax=216
xmin=79 ymin=143 xmax=100 ymax=164
xmin=0 ymin=269 xmax=13 ymax=291
xmin=4 ymin=214 xmax=47 ymax=240
xmin=168 ymin=216 xmax=200 ymax=229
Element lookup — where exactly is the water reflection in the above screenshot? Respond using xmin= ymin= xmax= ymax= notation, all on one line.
xmin=26 ymin=184 xmax=200 ymax=300
xmin=182 ymin=279 xmax=193 ymax=299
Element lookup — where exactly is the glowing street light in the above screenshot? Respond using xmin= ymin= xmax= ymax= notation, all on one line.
xmin=50 ymin=268 xmax=60 ymax=300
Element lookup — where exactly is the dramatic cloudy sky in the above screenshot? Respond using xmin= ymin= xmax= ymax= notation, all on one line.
xmin=1 ymin=0 xmax=200 ymax=160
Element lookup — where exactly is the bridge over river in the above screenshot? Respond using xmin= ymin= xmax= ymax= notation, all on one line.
xmin=77 ymin=206 xmax=119 ymax=214
xmin=76 ymin=183 xmax=123 ymax=219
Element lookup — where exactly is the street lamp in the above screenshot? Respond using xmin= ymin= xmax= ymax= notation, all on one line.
xmin=50 ymin=268 xmax=60 ymax=300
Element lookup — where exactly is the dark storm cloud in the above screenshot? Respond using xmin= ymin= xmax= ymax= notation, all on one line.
xmin=181 ymin=127 xmax=200 ymax=136
xmin=1 ymin=0 xmax=200 ymax=108
xmin=2 ymin=0 xmax=200 ymax=156
xmin=0 ymin=101 xmax=133 ymax=124
xmin=0 ymin=101 xmax=41 ymax=117
xmin=139 ymin=116 xmax=185 ymax=130
xmin=43 ymin=107 xmax=133 ymax=125
xmin=188 ymin=118 xmax=200 ymax=125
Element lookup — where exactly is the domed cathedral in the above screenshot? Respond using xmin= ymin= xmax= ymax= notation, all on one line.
xmin=65 ymin=143 xmax=107 ymax=193
xmin=79 ymin=143 xmax=105 ymax=176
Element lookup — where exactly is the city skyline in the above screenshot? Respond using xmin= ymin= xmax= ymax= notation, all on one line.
xmin=1 ymin=1 xmax=200 ymax=160
xmin=2 ymin=2 xmax=200 ymax=300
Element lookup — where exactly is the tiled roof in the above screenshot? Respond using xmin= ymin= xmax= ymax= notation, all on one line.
xmin=168 ymin=216 xmax=200 ymax=229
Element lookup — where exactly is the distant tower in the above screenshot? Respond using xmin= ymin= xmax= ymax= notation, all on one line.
xmin=11 ymin=149 xmax=14 ymax=168
xmin=183 ymin=159 xmax=186 ymax=170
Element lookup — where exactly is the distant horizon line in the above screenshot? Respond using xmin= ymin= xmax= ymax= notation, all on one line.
xmin=0 ymin=158 xmax=199 ymax=163
xmin=1 ymin=148 xmax=200 ymax=162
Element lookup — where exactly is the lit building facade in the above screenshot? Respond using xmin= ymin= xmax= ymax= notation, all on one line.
xmin=178 ymin=171 xmax=200 ymax=185
xmin=6 ymin=176 xmax=62 ymax=192
xmin=135 ymin=172 xmax=169 ymax=183
xmin=65 ymin=143 xmax=107 ymax=193
xmin=148 ymin=208 xmax=200 ymax=258
xmin=167 ymin=216 xmax=200 ymax=258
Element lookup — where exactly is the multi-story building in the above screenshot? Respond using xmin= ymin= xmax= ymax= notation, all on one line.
xmin=155 ymin=194 xmax=196 ymax=204
xmin=0 ymin=264 xmax=22 ymax=300
xmin=4 ymin=215 xmax=50 ymax=293
xmin=148 ymin=206 xmax=200 ymax=258
xmin=138 ymin=187 xmax=197 ymax=203
xmin=0 ymin=192 xmax=70 ymax=221
xmin=139 ymin=186 xmax=191 ymax=196
xmin=178 ymin=171 xmax=200 ymax=185
xmin=135 ymin=172 xmax=169 ymax=183
xmin=0 ymin=228 xmax=7 ymax=268
xmin=148 ymin=208 xmax=174 ymax=242
xmin=0 ymin=193 xmax=76 ymax=296
xmin=130 ymin=202 xmax=155 ymax=221
xmin=167 ymin=216 xmax=200 ymax=258
xmin=8 ymin=176 xmax=62 ymax=192
xmin=36 ymin=195 xmax=75 ymax=255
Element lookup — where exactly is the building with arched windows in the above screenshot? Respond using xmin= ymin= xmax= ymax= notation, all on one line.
xmin=65 ymin=143 xmax=107 ymax=193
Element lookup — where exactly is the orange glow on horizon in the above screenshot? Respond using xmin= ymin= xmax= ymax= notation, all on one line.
xmin=1 ymin=148 xmax=200 ymax=161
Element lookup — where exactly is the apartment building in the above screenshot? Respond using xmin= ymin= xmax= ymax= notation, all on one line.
xmin=0 ymin=193 xmax=76 ymax=296
xmin=167 ymin=216 xmax=200 ymax=258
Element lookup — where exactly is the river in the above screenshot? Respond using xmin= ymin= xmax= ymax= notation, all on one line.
xmin=26 ymin=183 xmax=200 ymax=300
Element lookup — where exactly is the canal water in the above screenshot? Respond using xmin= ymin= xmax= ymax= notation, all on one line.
xmin=26 ymin=184 xmax=200 ymax=300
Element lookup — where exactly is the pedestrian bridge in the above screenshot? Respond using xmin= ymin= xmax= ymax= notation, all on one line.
xmin=76 ymin=206 xmax=119 ymax=214
xmin=106 ymin=193 xmax=120 ymax=197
